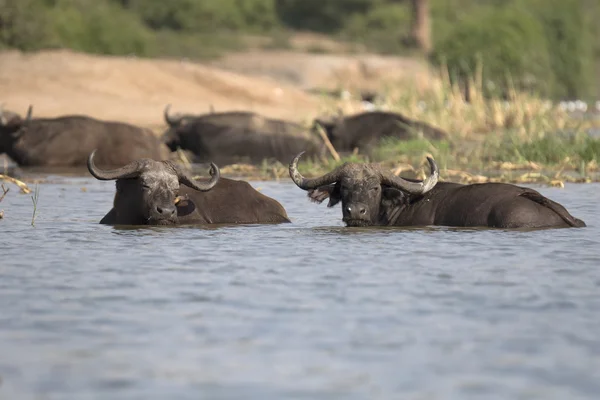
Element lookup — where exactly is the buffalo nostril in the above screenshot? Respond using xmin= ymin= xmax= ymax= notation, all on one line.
xmin=156 ymin=206 xmax=175 ymax=216
xmin=359 ymin=208 xmax=366 ymax=215
xmin=346 ymin=206 xmax=352 ymax=214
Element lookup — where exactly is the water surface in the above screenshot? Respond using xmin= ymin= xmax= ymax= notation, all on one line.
xmin=1 ymin=178 xmax=599 ymax=399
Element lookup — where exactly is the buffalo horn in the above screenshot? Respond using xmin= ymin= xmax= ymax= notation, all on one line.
xmin=172 ymin=162 xmax=220 ymax=192
xmin=87 ymin=149 xmax=143 ymax=180
xmin=25 ymin=105 xmax=32 ymax=124
xmin=289 ymin=151 xmax=342 ymax=190
xmin=380 ymin=157 xmax=439 ymax=195
xmin=164 ymin=104 xmax=199 ymax=127
xmin=163 ymin=104 xmax=181 ymax=127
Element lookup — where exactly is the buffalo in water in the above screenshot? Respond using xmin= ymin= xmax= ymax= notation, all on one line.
xmin=162 ymin=105 xmax=323 ymax=166
xmin=313 ymin=111 xmax=449 ymax=154
xmin=88 ymin=150 xmax=290 ymax=225
xmin=289 ymin=152 xmax=585 ymax=229
xmin=0 ymin=106 xmax=169 ymax=167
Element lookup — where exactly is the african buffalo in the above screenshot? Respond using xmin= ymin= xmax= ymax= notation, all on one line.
xmin=313 ymin=111 xmax=449 ymax=154
xmin=88 ymin=150 xmax=290 ymax=225
xmin=162 ymin=105 xmax=324 ymax=166
xmin=289 ymin=152 xmax=585 ymax=229
xmin=0 ymin=106 xmax=170 ymax=167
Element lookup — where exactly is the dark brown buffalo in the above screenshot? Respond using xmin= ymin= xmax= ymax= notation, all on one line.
xmin=0 ymin=106 xmax=170 ymax=167
xmin=88 ymin=150 xmax=290 ymax=225
xmin=162 ymin=105 xmax=324 ymax=166
xmin=313 ymin=111 xmax=449 ymax=154
xmin=289 ymin=152 xmax=585 ymax=229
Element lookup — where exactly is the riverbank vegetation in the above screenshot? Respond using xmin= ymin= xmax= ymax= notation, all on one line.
xmin=215 ymin=65 xmax=600 ymax=186
xmin=1 ymin=0 xmax=598 ymax=100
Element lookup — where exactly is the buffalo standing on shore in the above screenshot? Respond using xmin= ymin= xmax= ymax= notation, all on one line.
xmin=162 ymin=105 xmax=324 ymax=166
xmin=289 ymin=152 xmax=585 ymax=229
xmin=313 ymin=111 xmax=449 ymax=154
xmin=0 ymin=106 xmax=169 ymax=167
xmin=88 ymin=150 xmax=290 ymax=225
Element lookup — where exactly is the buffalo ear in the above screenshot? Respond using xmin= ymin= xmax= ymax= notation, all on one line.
xmin=307 ymin=183 xmax=341 ymax=207
xmin=327 ymin=182 xmax=342 ymax=207
xmin=381 ymin=185 xmax=407 ymax=207
xmin=307 ymin=184 xmax=333 ymax=204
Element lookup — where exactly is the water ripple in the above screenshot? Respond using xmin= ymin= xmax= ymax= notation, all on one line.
xmin=0 ymin=180 xmax=599 ymax=399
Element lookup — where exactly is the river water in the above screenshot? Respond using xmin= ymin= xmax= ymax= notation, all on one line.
xmin=0 ymin=177 xmax=599 ymax=400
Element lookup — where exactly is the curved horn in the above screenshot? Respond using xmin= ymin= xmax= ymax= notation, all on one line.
xmin=172 ymin=162 xmax=220 ymax=192
xmin=380 ymin=157 xmax=439 ymax=195
xmin=164 ymin=104 xmax=201 ymax=127
xmin=164 ymin=104 xmax=181 ymax=127
xmin=87 ymin=149 xmax=143 ymax=180
xmin=289 ymin=151 xmax=343 ymax=190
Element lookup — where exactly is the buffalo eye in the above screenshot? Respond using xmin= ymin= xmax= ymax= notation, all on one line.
xmin=371 ymin=186 xmax=380 ymax=192
xmin=141 ymin=183 xmax=151 ymax=190
xmin=174 ymin=193 xmax=188 ymax=205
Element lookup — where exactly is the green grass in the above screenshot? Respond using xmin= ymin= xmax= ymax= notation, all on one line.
xmin=486 ymin=132 xmax=600 ymax=165
xmin=249 ymin=132 xmax=600 ymax=186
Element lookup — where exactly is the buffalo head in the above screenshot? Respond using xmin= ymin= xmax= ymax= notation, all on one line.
xmin=0 ymin=105 xmax=32 ymax=150
xmin=88 ymin=149 xmax=219 ymax=225
xmin=289 ymin=152 xmax=438 ymax=227
xmin=162 ymin=104 xmax=201 ymax=151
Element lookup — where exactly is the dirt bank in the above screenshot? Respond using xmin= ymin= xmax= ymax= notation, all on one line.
xmin=0 ymin=49 xmax=324 ymax=131
xmin=1 ymin=48 xmax=437 ymax=134
xmin=211 ymin=50 xmax=435 ymax=93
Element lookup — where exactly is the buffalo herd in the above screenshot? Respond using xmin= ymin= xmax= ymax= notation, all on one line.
xmin=1 ymin=103 xmax=450 ymax=168
xmin=1 ymin=103 xmax=586 ymax=229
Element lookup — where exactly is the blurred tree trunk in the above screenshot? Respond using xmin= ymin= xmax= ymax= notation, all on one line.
xmin=409 ymin=0 xmax=431 ymax=54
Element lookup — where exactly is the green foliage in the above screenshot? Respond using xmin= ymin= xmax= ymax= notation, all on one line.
xmin=0 ymin=0 xmax=53 ymax=50
xmin=431 ymin=0 xmax=597 ymax=100
xmin=431 ymin=5 xmax=553 ymax=97
xmin=0 ymin=0 xmax=598 ymax=99
xmin=128 ymin=0 xmax=278 ymax=33
xmin=342 ymin=3 xmax=411 ymax=54
xmin=525 ymin=0 xmax=595 ymax=100
xmin=48 ymin=0 xmax=153 ymax=55
xmin=275 ymin=0 xmax=379 ymax=33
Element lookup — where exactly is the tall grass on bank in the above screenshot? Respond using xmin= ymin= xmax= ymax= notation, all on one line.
xmin=31 ymin=184 xmax=39 ymax=226
xmin=285 ymin=63 xmax=600 ymax=186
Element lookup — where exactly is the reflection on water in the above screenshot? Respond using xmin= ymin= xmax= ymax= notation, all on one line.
xmin=0 ymin=177 xmax=599 ymax=400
